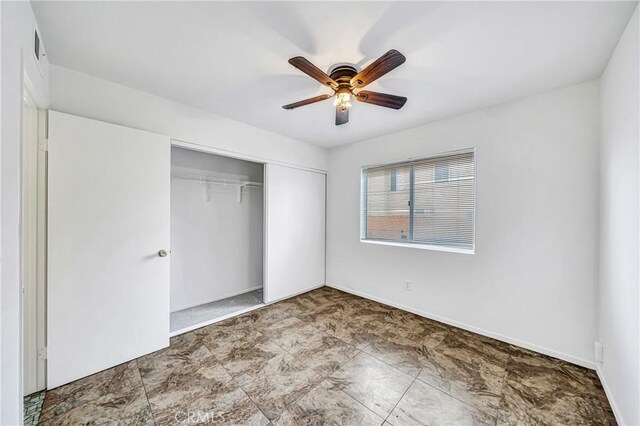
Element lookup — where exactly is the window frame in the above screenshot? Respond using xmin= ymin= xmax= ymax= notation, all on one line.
xmin=360 ymin=148 xmax=476 ymax=255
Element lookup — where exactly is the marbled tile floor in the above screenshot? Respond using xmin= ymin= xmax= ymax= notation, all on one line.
xmin=39 ymin=287 xmax=615 ymax=425
xmin=24 ymin=390 xmax=46 ymax=426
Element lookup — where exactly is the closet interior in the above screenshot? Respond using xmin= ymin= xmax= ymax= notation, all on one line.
xmin=170 ymin=146 xmax=264 ymax=334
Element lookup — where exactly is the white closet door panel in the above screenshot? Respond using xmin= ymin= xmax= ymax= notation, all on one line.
xmin=47 ymin=111 xmax=170 ymax=388
xmin=265 ymin=164 xmax=325 ymax=303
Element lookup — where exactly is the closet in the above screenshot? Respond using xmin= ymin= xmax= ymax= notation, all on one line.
xmin=170 ymin=147 xmax=264 ymax=333
xmin=46 ymin=111 xmax=326 ymax=388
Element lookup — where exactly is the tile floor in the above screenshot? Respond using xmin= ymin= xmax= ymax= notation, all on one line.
xmin=39 ymin=287 xmax=615 ymax=425
xmin=24 ymin=390 xmax=46 ymax=426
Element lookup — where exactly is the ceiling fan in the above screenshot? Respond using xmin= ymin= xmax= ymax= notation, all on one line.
xmin=282 ymin=50 xmax=407 ymax=126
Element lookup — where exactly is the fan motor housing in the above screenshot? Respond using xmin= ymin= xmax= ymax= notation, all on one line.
xmin=329 ymin=65 xmax=358 ymax=86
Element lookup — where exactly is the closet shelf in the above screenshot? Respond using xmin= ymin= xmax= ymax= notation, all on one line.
xmin=171 ymin=172 xmax=263 ymax=188
xmin=171 ymin=172 xmax=262 ymax=203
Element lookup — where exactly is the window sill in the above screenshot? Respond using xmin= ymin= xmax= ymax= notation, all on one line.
xmin=360 ymin=239 xmax=475 ymax=255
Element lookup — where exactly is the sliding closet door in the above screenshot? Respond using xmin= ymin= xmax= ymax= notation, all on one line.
xmin=47 ymin=111 xmax=170 ymax=388
xmin=265 ymin=164 xmax=325 ymax=303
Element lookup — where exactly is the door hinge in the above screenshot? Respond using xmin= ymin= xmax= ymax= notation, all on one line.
xmin=38 ymin=138 xmax=49 ymax=152
xmin=37 ymin=347 xmax=47 ymax=361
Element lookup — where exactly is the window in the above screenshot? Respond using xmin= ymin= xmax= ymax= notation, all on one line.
xmin=390 ymin=169 xmax=398 ymax=192
xmin=361 ymin=150 xmax=475 ymax=253
xmin=389 ymin=168 xmax=404 ymax=192
xmin=435 ymin=162 xmax=449 ymax=182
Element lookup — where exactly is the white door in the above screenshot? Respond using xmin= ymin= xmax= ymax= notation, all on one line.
xmin=47 ymin=111 xmax=170 ymax=388
xmin=265 ymin=164 xmax=326 ymax=303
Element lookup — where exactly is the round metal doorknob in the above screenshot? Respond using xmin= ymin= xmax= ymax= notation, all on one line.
xmin=158 ymin=249 xmax=168 ymax=257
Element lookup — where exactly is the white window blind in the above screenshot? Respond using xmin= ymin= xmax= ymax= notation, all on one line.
xmin=361 ymin=150 xmax=475 ymax=252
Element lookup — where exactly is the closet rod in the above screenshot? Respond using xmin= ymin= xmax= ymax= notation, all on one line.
xmin=171 ymin=172 xmax=263 ymax=188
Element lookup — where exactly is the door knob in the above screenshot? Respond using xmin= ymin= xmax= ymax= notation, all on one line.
xmin=158 ymin=249 xmax=168 ymax=257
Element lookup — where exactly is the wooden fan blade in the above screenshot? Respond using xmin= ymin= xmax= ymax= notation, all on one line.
xmin=289 ymin=57 xmax=339 ymax=90
xmin=335 ymin=106 xmax=349 ymax=126
xmin=355 ymin=91 xmax=407 ymax=109
xmin=282 ymin=94 xmax=332 ymax=110
xmin=351 ymin=50 xmax=406 ymax=89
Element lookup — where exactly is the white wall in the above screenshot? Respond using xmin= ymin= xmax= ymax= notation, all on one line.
xmin=170 ymin=147 xmax=263 ymax=311
xmin=49 ymin=65 xmax=327 ymax=172
xmin=1 ymin=2 xmax=49 ymax=423
xmin=598 ymin=6 xmax=639 ymax=425
xmin=327 ymin=82 xmax=600 ymax=367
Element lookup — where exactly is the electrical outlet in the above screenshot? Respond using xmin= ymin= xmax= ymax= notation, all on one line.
xmin=405 ymin=281 xmax=411 ymax=291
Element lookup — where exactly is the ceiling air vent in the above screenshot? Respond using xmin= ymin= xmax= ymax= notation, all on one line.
xmin=34 ymin=29 xmax=40 ymax=61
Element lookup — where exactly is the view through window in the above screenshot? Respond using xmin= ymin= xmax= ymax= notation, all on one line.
xmin=361 ymin=150 xmax=475 ymax=252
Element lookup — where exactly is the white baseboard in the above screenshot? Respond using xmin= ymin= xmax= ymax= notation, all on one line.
xmin=596 ymin=365 xmax=625 ymax=426
xmin=170 ymin=285 xmax=263 ymax=313
xmin=326 ymin=283 xmax=597 ymax=370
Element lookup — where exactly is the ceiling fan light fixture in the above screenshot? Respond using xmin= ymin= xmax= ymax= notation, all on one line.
xmin=334 ymin=91 xmax=352 ymax=111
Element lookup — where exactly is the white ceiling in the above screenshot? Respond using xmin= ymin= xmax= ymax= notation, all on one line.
xmin=32 ymin=1 xmax=637 ymax=148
